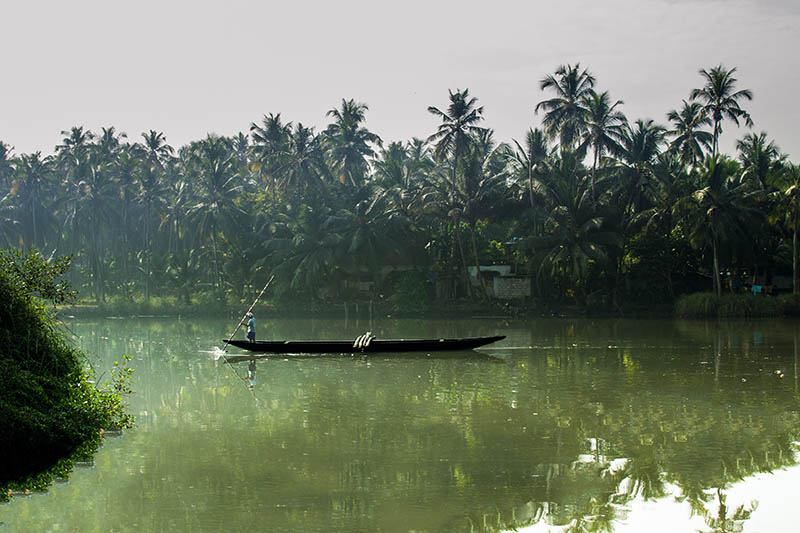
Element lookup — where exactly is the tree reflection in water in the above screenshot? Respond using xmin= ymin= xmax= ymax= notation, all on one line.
xmin=3 ymin=317 xmax=800 ymax=532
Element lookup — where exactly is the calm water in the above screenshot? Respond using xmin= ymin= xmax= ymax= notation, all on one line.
xmin=2 ymin=317 xmax=800 ymax=532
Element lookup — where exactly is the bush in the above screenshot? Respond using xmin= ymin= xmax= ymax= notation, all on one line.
xmin=675 ymin=292 xmax=782 ymax=318
xmin=0 ymin=248 xmax=133 ymax=500
xmin=778 ymin=293 xmax=800 ymax=316
xmin=388 ymin=271 xmax=431 ymax=314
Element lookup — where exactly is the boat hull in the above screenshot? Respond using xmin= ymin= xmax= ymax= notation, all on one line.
xmin=224 ymin=335 xmax=505 ymax=354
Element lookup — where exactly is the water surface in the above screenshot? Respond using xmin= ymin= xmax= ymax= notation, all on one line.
xmin=2 ymin=317 xmax=799 ymax=532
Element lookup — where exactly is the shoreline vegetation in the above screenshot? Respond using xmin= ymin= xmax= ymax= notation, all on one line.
xmin=58 ymin=291 xmax=800 ymax=320
xmin=0 ymin=249 xmax=134 ymax=502
xmin=1 ymin=63 xmax=799 ymax=317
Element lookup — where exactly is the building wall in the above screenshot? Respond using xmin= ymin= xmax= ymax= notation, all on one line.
xmin=493 ymin=277 xmax=531 ymax=299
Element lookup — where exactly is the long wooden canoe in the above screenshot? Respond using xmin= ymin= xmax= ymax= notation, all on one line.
xmin=223 ymin=335 xmax=505 ymax=355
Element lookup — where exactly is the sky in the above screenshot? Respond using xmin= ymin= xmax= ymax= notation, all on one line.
xmin=2 ymin=0 xmax=798 ymax=160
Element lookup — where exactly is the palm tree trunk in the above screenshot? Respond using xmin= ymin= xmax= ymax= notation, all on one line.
xmin=144 ymin=202 xmax=150 ymax=303
xmin=212 ymin=231 xmax=221 ymax=295
xmin=91 ymin=217 xmax=98 ymax=305
xmin=591 ymin=148 xmax=599 ymax=202
xmin=31 ymin=202 xmax=38 ymax=249
xmin=528 ymin=161 xmax=534 ymax=208
xmin=470 ymin=221 xmax=488 ymax=300
xmin=714 ymin=329 xmax=721 ymax=384
xmin=712 ymin=117 xmax=720 ymax=159
xmin=713 ymin=237 xmax=721 ymax=297
xmin=794 ymin=328 xmax=798 ymax=393
xmin=122 ymin=202 xmax=129 ymax=300
xmin=794 ymin=213 xmax=798 ymax=295
xmin=454 ymin=221 xmax=472 ymax=299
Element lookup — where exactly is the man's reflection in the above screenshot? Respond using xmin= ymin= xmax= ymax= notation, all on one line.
xmin=247 ymin=359 xmax=257 ymax=389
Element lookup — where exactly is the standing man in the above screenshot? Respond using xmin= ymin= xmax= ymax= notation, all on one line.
xmin=245 ymin=312 xmax=256 ymax=343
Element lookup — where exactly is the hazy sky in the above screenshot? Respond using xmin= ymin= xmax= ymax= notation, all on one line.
xmin=2 ymin=0 xmax=798 ymax=159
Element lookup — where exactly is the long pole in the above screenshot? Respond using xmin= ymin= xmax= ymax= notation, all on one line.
xmin=223 ymin=275 xmax=275 ymax=352
xmin=217 ymin=275 xmax=275 ymax=396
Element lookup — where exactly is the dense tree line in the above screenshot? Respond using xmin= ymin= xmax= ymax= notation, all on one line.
xmin=1 ymin=64 xmax=797 ymax=309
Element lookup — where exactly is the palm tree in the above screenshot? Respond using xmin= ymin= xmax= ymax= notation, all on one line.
xmin=54 ymin=128 xmax=99 ymax=290
xmin=324 ymin=99 xmax=382 ymax=187
xmin=266 ymin=204 xmax=338 ymax=297
xmin=614 ymin=119 xmax=667 ymax=219
xmin=166 ymin=247 xmax=200 ymax=304
xmin=56 ymin=126 xmax=95 ymax=155
xmin=419 ymin=130 xmax=508 ymax=301
xmin=9 ymin=152 xmax=56 ymax=251
xmin=112 ymin=147 xmax=141 ymax=291
xmin=324 ymin=191 xmax=409 ymax=291
xmin=96 ymin=127 xmax=127 ymax=163
xmin=140 ymin=130 xmax=174 ymax=170
xmin=427 ymin=88 xmax=486 ymax=190
xmin=634 ymin=152 xmax=693 ymax=235
xmin=509 ymin=128 xmax=550 ymax=209
xmin=666 ymin=100 xmax=713 ymax=167
xmin=427 ymin=89 xmax=486 ymax=296
xmin=405 ymin=137 xmax=436 ymax=182
xmin=372 ymin=141 xmax=409 ymax=188
xmin=59 ymin=148 xmax=119 ymax=303
xmin=771 ymin=163 xmax=800 ymax=293
xmin=690 ymin=65 xmax=753 ymax=157
xmin=577 ymin=90 xmax=627 ymax=199
xmin=700 ymin=489 xmax=757 ymax=533
xmin=160 ymin=174 xmax=191 ymax=257
xmin=133 ymin=162 xmax=167 ymax=302
xmin=280 ymin=123 xmax=329 ymax=202
xmin=131 ymin=131 xmax=174 ymax=300
xmin=250 ymin=113 xmax=292 ymax=199
xmin=460 ymin=130 xmax=510 ymax=298
xmin=0 ymin=141 xmax=15 ymax=190
xmin=231 ymin=132 xmax=250 ymax=174
xmin=630 ymin=152 xmax=695 ymax=299
xmin=527 ymin=150 xmax=620 ymax=302
xmin=371 ymin=141 xmax=430 ymax=264
xmin=678 ymin=156 xmax=762 ymax=296
xmin=736 ymin=131 xmax=784 ymax=190
xmin=186 ymin=135 xmax=244 ymax=295
xmin=535 ymin=63 xmax=595 ymax=149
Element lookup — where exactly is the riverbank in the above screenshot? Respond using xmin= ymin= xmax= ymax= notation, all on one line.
xmin=675 ymin=292 xmax=800 ymax=318
xmin=57 ymin=292 xmax=800 ymax=320
xmin=58 ymin=296 xmax=672 ymax=320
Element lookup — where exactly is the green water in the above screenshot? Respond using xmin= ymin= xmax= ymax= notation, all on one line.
xmin=2 ymin=317 xmax=800 ymax=532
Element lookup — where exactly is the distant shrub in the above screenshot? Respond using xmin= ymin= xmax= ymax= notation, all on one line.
xmin=675 ymin=292 xmax=782 ymax=318
xmin=389 ymin=271 xmax=431 ymax=314
xmin=778 ymin=293 xmax=800 ymax=316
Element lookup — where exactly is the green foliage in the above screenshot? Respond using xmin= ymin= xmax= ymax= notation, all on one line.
xmin=0 ymin=248 xmax=134 ymax=501
xmin=777 ymin=293 xmax=800 ymax=316
xmin=626 ymin=227 xmax=700 ymax=302
xmin=388 ymin=271 xmax=431 ymax=314
xmin=0 ymin=248 xmax=75 ymax=305
xmin=675 ymin=292 xmax=782 ymax=318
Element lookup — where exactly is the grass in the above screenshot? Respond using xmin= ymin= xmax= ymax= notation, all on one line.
xmin=674 ymin=292 xmax=800 ymax=318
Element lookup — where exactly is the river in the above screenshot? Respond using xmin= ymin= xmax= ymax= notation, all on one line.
xmin=1 ymin=316 xmax=799 ymax=532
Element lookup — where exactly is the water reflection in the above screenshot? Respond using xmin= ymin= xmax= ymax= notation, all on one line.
xmin=2 ymin=318 xmax=799 ymax=532
xmin=247 ymin=359 xmax=257 ymax=390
